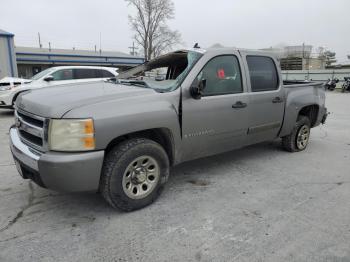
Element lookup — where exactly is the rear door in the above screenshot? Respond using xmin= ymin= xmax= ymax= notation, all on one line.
xmin=240 ymin=52 xmax=285 ymax=144
xmin=181 ymin=51 xmax=250 ymax=161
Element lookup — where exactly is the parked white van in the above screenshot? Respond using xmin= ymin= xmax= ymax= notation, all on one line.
xmin=0 ymin=66 xmax=118 ymax=108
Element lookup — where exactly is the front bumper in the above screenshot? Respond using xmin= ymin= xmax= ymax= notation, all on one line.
xmin=9 ymin=127 xmax=105 ymax=192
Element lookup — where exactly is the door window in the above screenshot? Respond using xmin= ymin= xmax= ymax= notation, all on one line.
xmin=197 ymin=55 xmax=243 ymax=96
xmin=246 ymin=56 xmax=279 ymax=92
xmin=51 ymin=69 xmax=74 ymax=81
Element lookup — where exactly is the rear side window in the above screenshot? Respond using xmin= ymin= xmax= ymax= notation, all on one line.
xmin=246 ymin=56 xmax=279 ymax=92
xmin=74 ymin=69 xmax=97 ymax=79
xmin=74 ymin=69 xmax=114 ymax=79
xmin=101 ymin=70 xmax=115 ymax=78
xmin=94 ymin=70 xmax=103 ymax=78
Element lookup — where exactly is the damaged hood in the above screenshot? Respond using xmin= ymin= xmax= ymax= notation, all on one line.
xmin=16 ymin=81 xmax=156 ymax=118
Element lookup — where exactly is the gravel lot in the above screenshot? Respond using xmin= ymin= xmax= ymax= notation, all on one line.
xmin=0 ymin=92 xmax=349 ymax=262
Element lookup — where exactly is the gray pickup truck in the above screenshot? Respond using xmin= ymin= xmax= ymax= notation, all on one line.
xmin=10 ymin=47 xmax=327 ymax=211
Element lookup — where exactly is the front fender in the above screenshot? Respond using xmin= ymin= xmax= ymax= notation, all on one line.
xmin=63 ymin=92 xmax=182 ymax=156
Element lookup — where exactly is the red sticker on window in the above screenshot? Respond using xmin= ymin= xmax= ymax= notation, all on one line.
xmin=217 ymin=69 xmax=225 ymax=79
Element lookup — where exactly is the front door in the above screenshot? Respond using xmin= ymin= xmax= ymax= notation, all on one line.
xmin=181 ymin=53 xmax=249 ymax=161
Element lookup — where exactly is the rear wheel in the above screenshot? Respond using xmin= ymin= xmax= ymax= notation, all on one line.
xmin=282 ymin=116 xmax=311 ymax=152
xmin=100 ymin=138 xmax=169 ymax=211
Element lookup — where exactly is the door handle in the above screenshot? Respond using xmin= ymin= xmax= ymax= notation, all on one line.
xmin=272 ymin=97 xmax=284 ymax=103
xmin=232 ymin=101 xmax=247 ymax=109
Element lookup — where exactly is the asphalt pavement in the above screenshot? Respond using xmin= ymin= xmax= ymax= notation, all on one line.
xmin=0 ymin=92 xmax=349 ymax=262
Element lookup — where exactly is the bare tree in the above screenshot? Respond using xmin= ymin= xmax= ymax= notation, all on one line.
xmin=126 ymin=0 xmax=181 ymax=60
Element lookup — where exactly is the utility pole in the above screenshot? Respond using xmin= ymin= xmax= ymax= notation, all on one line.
xmin=99 ymin=32 xmax=102 ymax=55
xmin=128 ymin=42 xmax=138 ymax=56
xmin=49 ymin=42 xmax=51 ymax=51
xmin=38 ymin=32 xmax=42 ymax=48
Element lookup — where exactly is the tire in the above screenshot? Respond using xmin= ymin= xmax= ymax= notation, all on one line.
xmin=282 ymin=116 xmax=311 ymax=152
xmin=100 ymin=138 xmax=169 ymax=211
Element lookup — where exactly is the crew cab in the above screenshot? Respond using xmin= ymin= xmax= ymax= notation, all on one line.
xmin=10 ymin=48 xmax=327 ymax=211
xmin=0 ymin=66 xmax=118 ymax=108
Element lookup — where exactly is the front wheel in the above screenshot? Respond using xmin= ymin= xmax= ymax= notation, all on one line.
xmin=282 ymin=116 xmax=311 ymax=152
xmin=100 ymin=138 xmax=169 ymax=211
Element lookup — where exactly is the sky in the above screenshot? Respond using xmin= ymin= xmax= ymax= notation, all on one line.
xmin=0 ymin=0 xmax=349 ymax=63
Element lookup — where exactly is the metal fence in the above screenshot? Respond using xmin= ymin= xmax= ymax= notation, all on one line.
xmin=282 ymin=69 xmax=350 ymax=83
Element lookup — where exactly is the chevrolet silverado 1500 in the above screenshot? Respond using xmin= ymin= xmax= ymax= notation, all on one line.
xmin=10 ymin=48 xmax=327 ymax=211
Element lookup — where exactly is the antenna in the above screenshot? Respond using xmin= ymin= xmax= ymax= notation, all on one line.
xmin=193 ymin=43 xmax=200 ymax=49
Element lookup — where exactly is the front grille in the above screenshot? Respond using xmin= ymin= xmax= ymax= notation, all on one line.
xmin=19 ymin=130 xmax=43 ymax=146
xmin=15 ymin=109 xmax=48 ymax=152
xmin=17 ymin=111 xmax=44 ymax=128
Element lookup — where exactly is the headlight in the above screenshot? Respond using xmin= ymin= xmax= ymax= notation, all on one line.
xmin=0 ymin=86 xmax=11 ymax=91
xmin=0 ymin=84 xmax=20 ymax=91
xmin=49 ymin=119 xmax=95 ymax=151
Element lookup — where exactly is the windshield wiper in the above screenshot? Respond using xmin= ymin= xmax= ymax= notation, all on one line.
xmin=119 ymin=79 xmax=150 ymax=88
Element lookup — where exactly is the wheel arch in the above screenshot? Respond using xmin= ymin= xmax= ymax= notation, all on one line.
xmin=105 ymin=128 xmax=175 ymax=166
xmin=298 ymin=104 xmax=319 ymax=127
xmin=12 ymin=90 xmax=29 ymax=106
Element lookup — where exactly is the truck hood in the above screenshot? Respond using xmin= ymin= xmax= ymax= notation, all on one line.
xmin=16 ymin=81 xmax=156 ymax=118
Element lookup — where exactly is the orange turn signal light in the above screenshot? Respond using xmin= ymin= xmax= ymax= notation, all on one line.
xmin=84 ymin=119 xmax=94 ymax=134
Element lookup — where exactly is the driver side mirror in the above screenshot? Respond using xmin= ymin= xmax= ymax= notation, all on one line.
xmin=190 ymin=78 xmax=206 ymax=100
xmin=43 ymin=75 xmax=54 ymax=82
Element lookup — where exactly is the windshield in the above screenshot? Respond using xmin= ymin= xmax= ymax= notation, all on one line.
xmin=117 ymin=51 xmax=203 ymax=92
xmin=31 ymin=68 xmax=56 ymax=80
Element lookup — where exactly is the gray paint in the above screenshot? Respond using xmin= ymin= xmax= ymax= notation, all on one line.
xmin=11 ymin=48 xmax=327 ymax=192
xmin=38 ymin=150 xmax=104 ymax=192
xmin=10 ymin=127 xmax=104 ymax=192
